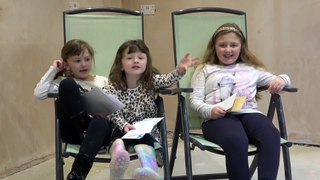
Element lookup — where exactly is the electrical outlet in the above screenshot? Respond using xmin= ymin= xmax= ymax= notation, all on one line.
xmin=140 ymin=4 xmax=156 ymax=15
xmin=69 ymin=2 xmax=80 ymax=10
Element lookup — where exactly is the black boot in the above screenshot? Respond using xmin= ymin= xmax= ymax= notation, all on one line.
xmin=66 ymin=154 xmax=93 ymax=180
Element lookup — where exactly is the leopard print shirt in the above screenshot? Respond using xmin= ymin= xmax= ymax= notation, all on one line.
xmin=103 ymin=69 xmax=182 ymax=142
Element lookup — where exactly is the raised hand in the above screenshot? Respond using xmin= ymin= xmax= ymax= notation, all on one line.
xmin=177 ymin=53 xmax=199 ymax=75
xmin=52 ymin=59 xmax=64 ymax=72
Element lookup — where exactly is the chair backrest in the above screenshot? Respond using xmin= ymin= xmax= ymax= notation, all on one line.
xmin=172 ymin=7 xmax=247 ymax=129
xmin=59 ymin=8 xmax=170 ymax=180
xmin=63 ymin=7 xmax=144 ymax=77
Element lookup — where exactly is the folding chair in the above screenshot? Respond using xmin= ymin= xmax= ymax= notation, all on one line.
xmin=165 ymin=7 xmax=298 ymax=180
xmin=48 ymin=7 xmax=170 ymax=180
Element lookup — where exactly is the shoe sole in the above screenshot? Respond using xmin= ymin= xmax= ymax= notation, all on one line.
xmin=133 ymin=167 xmax=162 ymax=180
xmin=110 ymin=150 xmax=130 ymax=180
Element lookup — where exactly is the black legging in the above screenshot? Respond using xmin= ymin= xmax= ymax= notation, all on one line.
xmin=202 ymin=113 xmax=280 ymax=180
xmin=57 ymin=78 xmax=112 ymax=159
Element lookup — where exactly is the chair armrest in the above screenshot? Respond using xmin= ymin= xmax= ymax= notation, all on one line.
xmin=257 ymin=85 xmax=298 ymax=93
xmin=48 ymin=93 xmax=59 ymax=98
xmin=283 ymin=86 xmax=298 ymax=92
xmin=160 ymin=86 xmax=298 ymax=95
xmin=159 ymin=88 xmax=193 ymax=95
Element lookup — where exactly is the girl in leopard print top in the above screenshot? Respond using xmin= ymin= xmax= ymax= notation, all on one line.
xmin=103 ymin=39 xmax=198 ymax=180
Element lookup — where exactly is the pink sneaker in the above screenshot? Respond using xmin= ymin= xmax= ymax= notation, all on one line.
xmin=133 ymin=167 xmax=162 ymax=180
xmin=110 ymin=150 xmax=130 ymax=180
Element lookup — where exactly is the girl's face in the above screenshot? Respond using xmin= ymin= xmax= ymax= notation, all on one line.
xmin=64 ymin=49 xmax=93 ymax=80
xmin=121 ymin=47 xmax=147 ymax=78
xmin=215 ymin=32 xmax=241 ymax=65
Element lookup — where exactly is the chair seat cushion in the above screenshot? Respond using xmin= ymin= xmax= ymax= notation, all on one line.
xmin=189 ymin=134 xmax=289 ymax=155
xmin=64 ymin=141 xmax=163 ymax=163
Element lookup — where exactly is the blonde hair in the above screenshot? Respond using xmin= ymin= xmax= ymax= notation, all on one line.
xmin=203 ymin=22 xmax=266 ymax=69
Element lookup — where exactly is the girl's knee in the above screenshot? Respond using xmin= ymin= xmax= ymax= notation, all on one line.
xmin=264 ymin=126 xmax=280 ymax=141
xmin=222 ymin=136 xmax=249 ymax=152
xmin=269 ymin=127 xmax=281 ymax=144
xmin=59 ymin=78 xmax=77 ymax=90
xmin=58 ymin=78 xmax=81 ymax=100
xmin=88 ymin=119 xmax=112 ymax=132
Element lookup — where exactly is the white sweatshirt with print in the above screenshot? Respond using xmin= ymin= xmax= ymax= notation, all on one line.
xmin=190 ymin=63 xmax=291 ymax=121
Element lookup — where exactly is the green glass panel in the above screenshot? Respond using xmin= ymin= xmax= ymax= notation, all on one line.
xmin=65 ymin=15 xmax=143 ymax=77
xmin=173 ymin=15 xmax=246 ymax=129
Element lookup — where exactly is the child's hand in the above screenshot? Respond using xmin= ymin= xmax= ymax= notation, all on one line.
xmin=268 ymin=76 xmax=286 ymax=94
xmin=52 ymin=60 xmax=64 ymax=72
xmin=177 ymin=53 xmax=199 ymax=75
xmin=124 ymin=123 xmax=136 ymax=133
xmin=211 ymin=106 xmax=226 ymax=119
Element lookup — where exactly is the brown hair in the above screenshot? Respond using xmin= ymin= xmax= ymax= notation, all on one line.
xmin=109 ymin=39 xmax=159 ymax=91
xmin=55 ymin=39 xmax=95 ymax=78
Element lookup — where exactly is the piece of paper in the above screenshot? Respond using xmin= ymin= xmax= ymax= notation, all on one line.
xmin=230 ymin=96 xmax=246 ymax=112
xmin=84 ymin=87 xmax=125 ymax=116
xmin=215 ymin=93 xmax=246 ymax=112
xmin=122 ymin=117 xmax=164 ymax=139
xmin=216 ymin=93 xmax=237 ymax=110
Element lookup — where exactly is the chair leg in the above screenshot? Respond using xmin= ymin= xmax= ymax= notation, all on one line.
xmin=169 ymin=106 xmax=182 ymax=177
xmin=155 ymin=96 xmax=171 ymax=180
xmin=249 ymin=154 xmax=258 ymax=178
xmin=57 ymin=153 xmax=64 ymax=180
xmin=170 ymin=97 xmax=194 ymax=180
xmin=179 ymin=96 xmax=193 ymax=180
xmin=275 ymin=95 xmax=292 ymax=180
xmin=160 ymin=119 xmax=170 ymax=180
xmin=268 ymin=94 xmax=293 ymax=180
xmin=282 ymin=145 xmax=292 ymax=180
xmin=56 ymin=136 xmax=64 ymax=180
xmin=55 ymin=101 xmax=64 ymax=180
xmin=56 ymin=146 xmax=64 ymax=180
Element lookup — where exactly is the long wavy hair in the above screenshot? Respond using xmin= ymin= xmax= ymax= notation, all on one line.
xmin=203 ymin=22 xmax=266 ymax=69
xmin=109 ymin=39 xmax=159 ymax=91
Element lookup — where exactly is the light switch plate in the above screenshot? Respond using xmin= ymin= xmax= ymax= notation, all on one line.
xmin=140 ymin=4 xmax=156 ymax=15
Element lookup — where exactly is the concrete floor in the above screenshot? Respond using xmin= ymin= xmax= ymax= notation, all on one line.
xmin=1 ymin=141 xmax=320 ymax=180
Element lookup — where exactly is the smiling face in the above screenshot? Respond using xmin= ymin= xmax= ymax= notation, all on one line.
xmin=121 ymin=47 xmax=147 ymax=78
xmin=215 ymin=32 xmax=242 ymax=65
xmin=64 ymin=49 xmax=93 ymax=80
